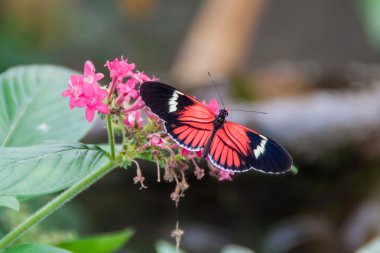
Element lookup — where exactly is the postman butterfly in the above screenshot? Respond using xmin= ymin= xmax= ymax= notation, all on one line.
xmin=140 ymin=82 xmax=292 ymax=174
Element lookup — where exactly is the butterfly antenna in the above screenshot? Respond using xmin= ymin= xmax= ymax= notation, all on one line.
xmin=229 ymin=109 xmax=268 ymax=115
xmin=208 ymin=72 xmax=226 ymax=109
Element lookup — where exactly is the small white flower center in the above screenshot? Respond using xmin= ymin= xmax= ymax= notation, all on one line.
xmin=73 ymin=86 xmax=81 ymax=96
xmin=128 ymin=114 xmax=135 ymax=122
xmin=84 ymin=75 xmax=94 ymax=84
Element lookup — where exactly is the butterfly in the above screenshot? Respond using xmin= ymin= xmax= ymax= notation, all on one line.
xmin=140 ymin=81 xmax=292 ymax=174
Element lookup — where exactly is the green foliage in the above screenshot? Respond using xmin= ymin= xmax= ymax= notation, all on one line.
xmin=0 ymin=142 xmax=108 ymax=197
xmin=0 ymin=197 xmax=19 ymax=211
xmin=2 ymin=243 xmax=71 ymax=253
xmin=0 ymin=65 xmax=104 ymax=209
xmin=221 ymin=244 xmax=255 ymax=253
xmin=289 ymin=165 xmax=298 ymax=175
xmin=155 ymin=241 xmax=186 ymax=253
xmin=357 ymin=0 xmax=380 ymax=52
xmin=56 ymin=228 xmax=134 ymax=253
xmin=0 ymin=205 xmax=80 ymax=246
xmin=0 ymin=65 xmax=94 ymax=147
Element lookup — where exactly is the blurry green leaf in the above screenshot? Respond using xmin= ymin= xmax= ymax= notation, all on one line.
xmin=0 ymin=142 xmax=108 ymax=197
xmin=290 ymin=165 xmax=298 ymax=175
xmin=221 ymin=244 xmax=255 ymax=253
xmin=357 ymin=0 xmax=380 ymax=52
xmin=0 ymin=196 xmax=19 ymax=211
xmin=155 ymin=241 xmax=186 ymax=253
xmin=3 ymin=243 xmax=71 ymax=253
xmin=57 ymin=228 xmax=134 ymax=253
xmin=355 ymin=237 xmax=380 ymax=253
xmin=0 ymin=65 xmax=95 ymax=147
xmin=98 ymin=144 xmax=122 ymax=154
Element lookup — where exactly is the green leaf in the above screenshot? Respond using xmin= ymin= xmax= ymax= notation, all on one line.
xmin=0 ymin=65 xmax=95 ymax=147
xmin=0 ymin=196 xmax=20 ymax=211
xmin=56 ymin=228 xmax=134 ymax=253
xmin=355 ymin=237 xmax=380 ymax=253
xmin=290 ymin=165 xmax=298 ymax=175
xmin=357 ymin=0 xmax=380 ymax=52
xmin=3 ymin=243 xmax=71 ymax=253
xmin=221 ymin=244 xmax=255 ymax=253
xmin=155 ymin=241 xmax=186 ymax=253
xmin=0 ymin=142 xmax=108 ymax=197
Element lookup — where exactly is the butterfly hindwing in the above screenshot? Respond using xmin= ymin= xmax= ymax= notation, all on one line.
xmin=140 ymin=81 xmax=215 ymax=151
xmin=208 ymin=121 xmax=292 ymax=173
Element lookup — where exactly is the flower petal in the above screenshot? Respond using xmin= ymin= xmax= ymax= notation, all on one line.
xmin=84 ymin=60 xmax=95 ymax=75
xmin=96 ymin=103 xmax=110 ymax=114
xmin=85 ymin=106 xmax=96 ymax=122
xmin=95 ymin=73 xmax=104 ymax=81
xmin=181 ymin=148 xmax=190 ymax=156
xmin=69 ymin=96 xmax=77 ymax=109
xmin=61 ymin=89 xmax=71 ymax=97
xmin=208 ymin=99 xmax=219 ymax=114
xmin=70 ymin=74 xmax=83 ymax=83
xmin=82 ymin=83 xmax=95 ymax=98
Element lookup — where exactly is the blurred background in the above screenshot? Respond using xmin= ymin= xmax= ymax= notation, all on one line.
xmin=1 ymin=0 xmax=380 ymax=252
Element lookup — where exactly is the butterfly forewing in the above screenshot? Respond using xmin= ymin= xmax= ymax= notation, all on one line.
xmin=208 ymin=121 xmax=292 ymax=173
xmin=140 ymin=81 xmax=215 ymax=151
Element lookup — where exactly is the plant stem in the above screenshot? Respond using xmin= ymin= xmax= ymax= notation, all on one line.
xmin=0 ymin=161 xmax=117 ymax=250
xmin=107 ymin=114 xmax=116 ymax=160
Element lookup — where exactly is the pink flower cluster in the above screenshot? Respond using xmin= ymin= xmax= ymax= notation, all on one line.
xmin=62 ymin=61 xmax=109 ymax=122
xmin=148 ymin=133 xmax=167 ymax=148
xmin=104 ymin=57 xmax=157 ymax=128
xmin=62 ymin=57 xmax=157 ymax=125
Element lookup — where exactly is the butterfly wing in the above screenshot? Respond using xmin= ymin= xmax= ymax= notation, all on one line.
xmin=140 ymin=81 xmax=215 ymax=151
xmin=208 ymin=121 xmax=292 ymax=173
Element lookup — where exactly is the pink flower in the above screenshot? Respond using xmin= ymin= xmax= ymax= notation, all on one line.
xmin=194 ymin=167 xmax=205 ymax=179
xmin=202 ymin=99 xmax=219 ymax=114
xmin=218 ymin=170 xmax=234 ymax=181
xmin=124 ymin=110 xmax=143 ymax=129
xmin=82 ymin=60 xmax=104 ymax=85
xmin=181 ymin=148 xmax=202 ymax=158
xmin=131 ymin=71 xmax=156 ymax=84
xmin=124 ymin=96 xmax=145 ymax=113
xmin=104 ymin=57 xmax=135 ymax=80
xmin=61 ymin=60 xmax=105 ymax=112
xmin=148 ymin=133 xmax=167 ymax=148
xmin=75 ymin=83 xmax=109 ymax=122
xmin=61 ymin=75 xmax=84 ymax=109
xmin=116 ymin=78 xmax=139 ymax=100
xmin=181 ymin=148 xmax=190 ymax=156
xmin=105 ymin=57 xmax=136 ymax=100
xmin=146 ymin=109 xmax=159 ymax=121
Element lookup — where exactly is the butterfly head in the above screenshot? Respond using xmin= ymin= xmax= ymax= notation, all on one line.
xmin=219 ymin=108 xmax=229 ymax=118
xmin=214 ymin=108 xmax=228 ymax=129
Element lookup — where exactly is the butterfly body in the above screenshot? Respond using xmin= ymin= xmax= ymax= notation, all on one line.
xmin=140 ymin=81 xmax=292 ymax=174
xmin=202 ymin=108 xmax=228 ymax=159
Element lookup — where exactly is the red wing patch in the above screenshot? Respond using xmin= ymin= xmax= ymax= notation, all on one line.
xmin=208 ymin=123 xmax=250 ymax=171
xmin=165 ymin=95 xmax=215 ymax=151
